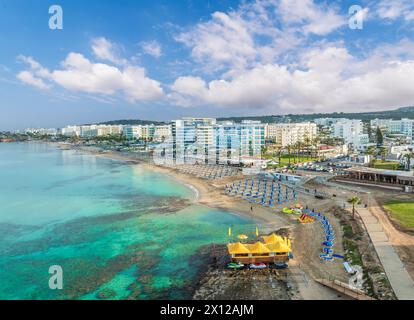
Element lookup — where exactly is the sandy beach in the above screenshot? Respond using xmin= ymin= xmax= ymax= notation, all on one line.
xmin=66 ymin=145 xmax=396 ymax=300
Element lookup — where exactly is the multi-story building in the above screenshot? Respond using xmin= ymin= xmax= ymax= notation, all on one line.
xmin=386 ymin=119 xmax=414 ymax=142
xmin=265 ymin=122 xmax=317 ymax=147
xmin=314 ymin=118 xmax=348 ymax=127
xmin=61 ymin=126 xmax=81 ymax=137
xmin=25 ymin=128 xmax=58 ymax=136
xmin=123 ymin=125 xmax=143 ymax=140
xmin=169 ymin=118 xmax=264 ymax=165
xmin=370 ymin=118 xmax=392 ymax=130
xmin=215 ymin=120 xmax=265 ymax=165
xmin=61 ymin=124 xmax=124 ymax=138
xmin=171 ymin=118 xmax=216 ymax=164
xmin=123 ymin=124 xmax=171 ymax=141
xmin=154 ymin=125 xmax=171 ymax=140
xmin=332 ymin=119 xmax=369 ymax=150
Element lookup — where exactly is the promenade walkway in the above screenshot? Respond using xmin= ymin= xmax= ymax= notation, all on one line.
xmin=356 ymin=206 xmax=414 ymax=300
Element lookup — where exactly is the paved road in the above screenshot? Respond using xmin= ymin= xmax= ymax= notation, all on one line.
xmin=356 ymin=206 xmax=414 ymax=300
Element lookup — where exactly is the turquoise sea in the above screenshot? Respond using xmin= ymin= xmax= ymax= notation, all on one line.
xmin=0 ymin=142 xmax=252 ymax=300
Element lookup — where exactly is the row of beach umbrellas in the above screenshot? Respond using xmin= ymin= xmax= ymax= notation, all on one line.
xmin=225 ymin=178 xmax=298 ymax=207
xmin=174 ymin=163 xmax=240 ymax=180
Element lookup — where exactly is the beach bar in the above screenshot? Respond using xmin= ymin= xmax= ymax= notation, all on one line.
xmin=227 ymin=234 xmax=291 ymax=264
xmin=337 ymin=167 xmax=414 ymax=191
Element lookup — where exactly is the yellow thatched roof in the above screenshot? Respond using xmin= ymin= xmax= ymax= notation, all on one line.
xmin=262 ymin=233 xmax=284 ymax=244
xmin=246 ymin=242 xmax=270 ymax=254
xmin=266 ymin=242 xmax=291 ymax=253
xmin=227 ymin=242 xmax=250 ymax=254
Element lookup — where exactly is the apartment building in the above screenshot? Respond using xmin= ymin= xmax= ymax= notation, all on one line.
xmin=170 ymin=118 xmax=264 ymax=165
xmin=265 ymin=122 xmax=317 ymax=147
xmin=332 ymin=119 xmax=369 ymax=150
xmin=386 ymin=119 xmax=414 ymax=141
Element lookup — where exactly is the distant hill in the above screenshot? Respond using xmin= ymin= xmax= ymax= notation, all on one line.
xmin=217 ymin=106 xmax=414 ymax=123
xmin=96 ymin=106 xmax=414 ymax=125
xmin=98 ymin=119 xmax=167 ymax=126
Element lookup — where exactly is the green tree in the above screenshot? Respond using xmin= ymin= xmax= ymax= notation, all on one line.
xmin=380 ymin=147 xmax=388 ymax=162
xmin=404 ymin=154 xmax=412 ymax=171
xmin=365 ymin=146 xmax=376 ymax=167
xmin=367 ymin=124 xmax=373 ymax=142
xmin=347 ymin=196 xmax=362 ymax=219
xmin=376 ymin=127 xmax=384 ymax=146
xmin=286 ymin=145 xmax=292 ymax=165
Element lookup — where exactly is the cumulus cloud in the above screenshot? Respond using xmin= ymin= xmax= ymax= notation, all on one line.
xmin=175 ymin=0 xmax=346 ymax=73
xmin=91 ymin=37 xmax=127 ymax=65
xmin=14 ymin=0 xmax=414 ymax=114
xmin=376 ymin=0 xmax=414 ymax=21
xmin=170 ymin=45 xmax=414 ymax=113
xmin=277 ymin=0 xmax=346 ymax=35
xmin=141 ymin=41 xmax=162 ymax=58
xmin=17 ymin=71 xmax=50 ymax=90
xmin=17 ymin=50 xmax=164 ymax=102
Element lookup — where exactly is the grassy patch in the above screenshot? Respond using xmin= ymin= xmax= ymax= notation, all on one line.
xmin=265 ymin=154 xmax=320 ymax=168
xmin=383 ymin=201 xmax=414 ymax=228
xmin=343 ymin=225 xmax=354 ymax=239
xmin=372 ymin=161 xmax=402 ymax=170
xmin=343 ymin=239 xmax=363 ymax=266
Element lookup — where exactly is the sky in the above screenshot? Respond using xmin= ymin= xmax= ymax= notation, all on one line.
xmin=1 ymin=0 xmax=414 ymax=130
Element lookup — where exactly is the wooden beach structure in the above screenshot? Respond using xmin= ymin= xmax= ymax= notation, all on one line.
xmin=227 ymin=233 xmax=291 ymax=264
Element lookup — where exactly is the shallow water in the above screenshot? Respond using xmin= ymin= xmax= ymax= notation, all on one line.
xmin=0 ymin=142 xmax=253 ymax=300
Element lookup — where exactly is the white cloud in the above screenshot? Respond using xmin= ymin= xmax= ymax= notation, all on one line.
xmin=17 ymin=51 xmax=164 ymax=103
xmin=170 ymin=45 xmax=414 ymax=113
xmin=377 ymin=0 xmax=414 ymax=21
xmin=17 ymin=71 xmax=50 ymax=90
xmin=141 ymin=41 xmax=162 ymax=58
xmin=174 ymin=0 xmax=346 ymax=74
xmin=277 ymin=0 xmax=346 ymax=35
xmin=91 ymin=37 xmax=127 ymax=65
xmin=175 ymin=11 xmax=257 ymax=71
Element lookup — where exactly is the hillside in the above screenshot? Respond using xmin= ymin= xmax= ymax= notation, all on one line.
xmin=218 ymin=106 xmax=414 ymax=123
xmin=97 ymin=106 xmax=414 ymax=125
xmin=98 ymin=119 xmax=167 ymax=126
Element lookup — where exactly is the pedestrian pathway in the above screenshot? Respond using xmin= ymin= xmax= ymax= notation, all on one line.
xmin=356 ymin=206 xmax=414 ymax=300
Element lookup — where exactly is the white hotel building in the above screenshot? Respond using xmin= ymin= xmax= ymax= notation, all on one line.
xmin=265 ymin=122 xmax=317 ymax=147
xmin=123 ymin=125 xmax=172 ymax=141
xmin=164 ymin=118 xmax=265 ymax=165
xmin=386 ymin=119 xmax=414 ymax=142
xmin=332 ymin=119 xmax=369 ymax=150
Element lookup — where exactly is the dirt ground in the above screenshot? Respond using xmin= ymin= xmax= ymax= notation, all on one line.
xmin=305 ymin=178 xmax=413 ymax=297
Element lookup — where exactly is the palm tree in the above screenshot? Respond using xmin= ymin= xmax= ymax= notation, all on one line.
xmin=380 ymin=147 xmax=388 ymax=162
xmin=365 ymin=146 xmax=376 ymax=167
xmin=404 ymin=153 xmax=411 ymax=171
xmin=293 ymin=142 xmax=300 ymax=163
xmin=303 ymin=135 xmax=311 ymax=160
xmin=311 ymin=137 xmax=320 ymax=160
xmin=286 ymin=144 xmax=292 ymax=165
xmin=347 ymin=196 xmax=362 ymax=219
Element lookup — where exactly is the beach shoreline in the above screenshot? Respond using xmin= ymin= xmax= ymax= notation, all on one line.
xmin=61 ymin=144 xmax=364 ymax=300
xmin=67 ymin=144 xmax=283 ymax=226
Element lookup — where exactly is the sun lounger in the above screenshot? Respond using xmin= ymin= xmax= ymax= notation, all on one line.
xmin=343 ymin=262 xmax=353 ymax=273
xmin=323 ymin=257 xmax=334 ymax=261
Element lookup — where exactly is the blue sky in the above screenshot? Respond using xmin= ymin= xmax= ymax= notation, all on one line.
xmin=1 ymin=0 xmax=414 ymax=130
